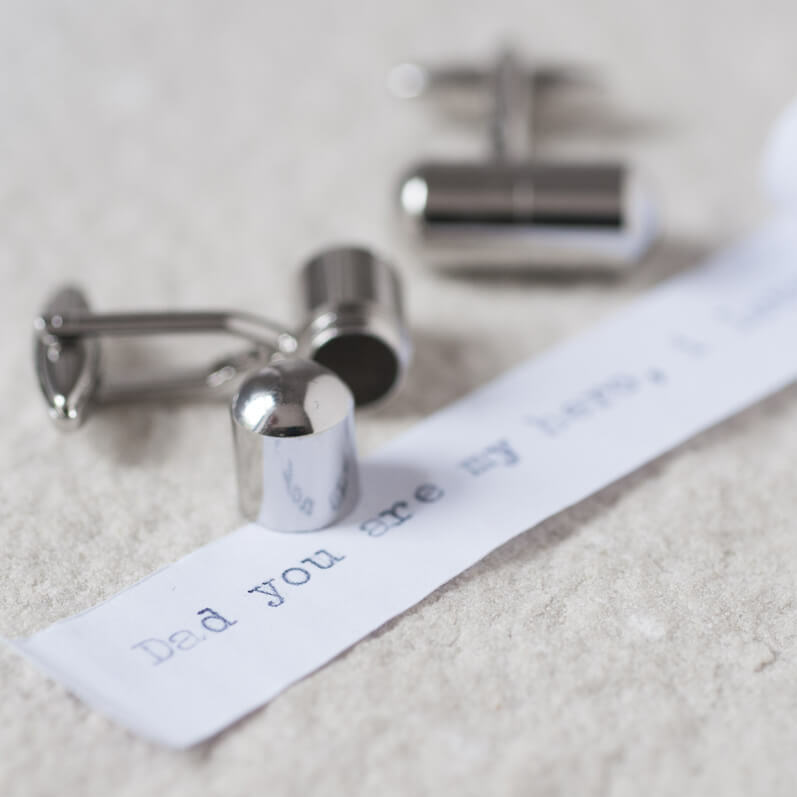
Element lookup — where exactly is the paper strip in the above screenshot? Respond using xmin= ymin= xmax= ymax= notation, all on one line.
xmin=10 ymin=214 xmax=797 ymax=748
xmin=763 ymin=95 xmax=797 ymax=207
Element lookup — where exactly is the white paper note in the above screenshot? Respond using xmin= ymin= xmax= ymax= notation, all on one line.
xmin=763 ymin=95 xmax=797 ymax=207
xmin=9 ymin=213 xmax=797 ymax=748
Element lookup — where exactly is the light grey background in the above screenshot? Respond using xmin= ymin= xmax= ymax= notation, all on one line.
xmin=2 ymin=1 xmax=796 ymax=795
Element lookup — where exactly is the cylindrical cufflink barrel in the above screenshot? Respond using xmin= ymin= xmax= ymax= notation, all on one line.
xmin=230 ymin=359 xmax=360 ymax=532
xmin=399 ymin=162 xmax=656 ymax=270
xmin=296 ymin=246 xmax=411 ymax=406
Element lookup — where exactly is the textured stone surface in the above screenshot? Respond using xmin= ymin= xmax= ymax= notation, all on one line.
xmin=1 ymin=1 xmax=796 ymax=794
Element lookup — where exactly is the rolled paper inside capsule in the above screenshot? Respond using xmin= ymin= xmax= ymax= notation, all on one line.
xmin=399 ymin=161 xmax=657 ymax=271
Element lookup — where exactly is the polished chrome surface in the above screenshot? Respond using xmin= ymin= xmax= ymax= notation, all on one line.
xmin=389 ymin=48 xmax=656 ymax=270
xmin=297 ymin=246 xmax=411 ymax=407
xmin=404 ymin=162 xmax=625 ymax=227
xmin=34 ymin=286 xmax=100 ymax=429
xmin=400 ymin=164 xmax=655 ymax=271
xmin=231 ymin=360 xmax=359 ymax=532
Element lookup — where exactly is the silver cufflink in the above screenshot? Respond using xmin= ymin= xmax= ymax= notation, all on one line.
xmin=388 ymin=48 xmax=657 ymax=272
xmin=34 ymin=246 xmax=410 ymax=531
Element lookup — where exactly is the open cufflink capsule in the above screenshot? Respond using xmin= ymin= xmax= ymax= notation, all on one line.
xmin=33 ymin=246 xmax=410 ymax=531
xmin=388 ymin=49 xmax=657 ymax=273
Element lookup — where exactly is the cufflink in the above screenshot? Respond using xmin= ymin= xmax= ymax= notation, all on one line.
xmin=388 ymin=48 xmax=657 ymax=273
xmin=33 ymin=245 xmax=411 ymax=531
